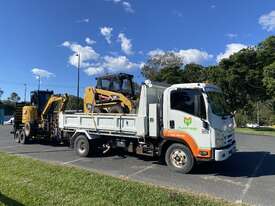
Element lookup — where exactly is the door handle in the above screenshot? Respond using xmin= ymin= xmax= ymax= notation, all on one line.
xmin=170 ymin=120 xmax=175 ymax=129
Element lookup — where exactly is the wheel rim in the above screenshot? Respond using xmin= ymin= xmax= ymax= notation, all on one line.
xmin=78 ymin=140 xmax=86 ymax=154
xmin=15 ymin=131 xmax=20 ymax=142
xmin=170 ymin=149 xmax=187 ymax=169
xmin=19 ymin=132 xmax=25 ymax=142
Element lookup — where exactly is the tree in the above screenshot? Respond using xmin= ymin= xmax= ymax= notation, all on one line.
xmin=0 ymin=88 xmax=3 ymax=101
xmin=65 ymin=95 xmax=83 ymax=111
xmin=8 ymin=92 xmax=21 ymax=102
xmin=263 ymin=62 xmax=275 ymax=97
xmin=141 ymin=52 xmax=183 ymax=81
xmin=182 ymin=63 xmax=207 ymax=83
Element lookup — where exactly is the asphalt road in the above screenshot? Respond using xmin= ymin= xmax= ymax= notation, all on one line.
xmin=1 ymin=125 xmax=275 ymax=206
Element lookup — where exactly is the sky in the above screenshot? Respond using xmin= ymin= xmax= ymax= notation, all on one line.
xmin=0 ymin=0 xmax=274 ymax=101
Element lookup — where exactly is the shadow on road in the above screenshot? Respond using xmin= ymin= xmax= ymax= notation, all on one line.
xmin=0 ymin=193 xmax=24 ymax=206
xmin=193 ymin=151 xmax=275 ymax=178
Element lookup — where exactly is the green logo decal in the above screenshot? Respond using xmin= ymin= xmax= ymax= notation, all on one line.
xmin=184 ymin=117 xmax=192 ymax=126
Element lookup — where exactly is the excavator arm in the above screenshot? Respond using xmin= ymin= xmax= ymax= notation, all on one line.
xmin=41 ymin=94 xmax=68 ymax=121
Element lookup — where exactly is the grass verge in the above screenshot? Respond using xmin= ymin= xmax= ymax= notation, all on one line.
xmin=235 ymin=127 xmax=275 ymax=137
xmin=0 ymin=152 xmax=237 ymax=206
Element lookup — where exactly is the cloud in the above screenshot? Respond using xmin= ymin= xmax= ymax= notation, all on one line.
xmin=103 ymin=56 xmax=139 ymax=72
xmin=76 ymin=18 xmax=90 ymax=23
xmin=32 ymin=68 xmax=55 ymax=78
xmin=122 ymin=1 xmax=134 ymax=13
xmin=216 ymin=43 xmax=248 ymax=63
xmin=175 ymin=49 xmax=213 ymax=64
xmin=110 ymin=0 xmax=134 ymax=13
xmin=83 ymin=55 xmax=141 ymax=76
xmin=147 ymin=48 xmax=213 ymax=64
xmin=147 ymin=49 xmax=165 ymax=56
xmin=100 ymin=27 xmax=113 ymax=44
xmin=84 ymin=66 xmax=105 ymax=76
xmin=226 ymin=33 xmax=238 ymax=38
xmin=118 ymin=33 xmax=133 ymax=55
xmin=211 ymin=5 xmax=216 ymax=9
xmin=259 ymin=10 xmax=275 ymax=32
xmin=85 ymin=37 xmax=96 ymax=45
xmin=172 ymin=10 xmax=183 ymax=17
xmin=62 ymin=41 xmax=99 ymax=68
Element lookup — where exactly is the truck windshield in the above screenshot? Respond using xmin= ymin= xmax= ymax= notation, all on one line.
xmin=207 ymin=92 xmax=230 ymax=117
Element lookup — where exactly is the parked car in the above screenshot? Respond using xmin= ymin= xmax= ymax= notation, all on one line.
xmin=246 ymin=123 xmax=259 ymax=128
xmin=4 ymin=117 xmax=14 ymax=125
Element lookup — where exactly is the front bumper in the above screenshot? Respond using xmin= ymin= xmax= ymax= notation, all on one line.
xmin=214 ymin=141 xmax=236 ymax=161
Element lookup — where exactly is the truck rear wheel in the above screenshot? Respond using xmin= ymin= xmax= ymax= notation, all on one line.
xmin=165 ymin=143 xmax=194 ymax=174
xmin=74 ymin=135 xmax=90 ymax=157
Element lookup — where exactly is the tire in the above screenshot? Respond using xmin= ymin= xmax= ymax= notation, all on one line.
xmin=93 ymin=107 xmax=101 ymax=113
xmin=14 ymin=130 xmax=20 ymax=143
xmin=19 ymin=130 xmax=28 ymax=144
xmin=74 ymin=135 xmax=90 ymax=157
xmin=109 ymin=105 xmax=124 ymax=113
xmin=24 ymin=122 xmax=31 ymax=137
xmin=165 ymin=143 xmax=194 ymax=174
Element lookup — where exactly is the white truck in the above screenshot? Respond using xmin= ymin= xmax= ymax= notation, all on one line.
xmin=59 ymin=81 xmax=236 ymax=173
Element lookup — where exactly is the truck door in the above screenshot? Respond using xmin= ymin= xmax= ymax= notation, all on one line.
xmin=164 ymin=88 xmax=211 ymax=156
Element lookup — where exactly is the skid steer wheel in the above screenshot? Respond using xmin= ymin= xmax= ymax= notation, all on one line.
xmin=19 ymin=130 xmax=28 ymax=144
xmin=74 ymin=135 xmax=90 ymax=157
xmin=109 ymin=105 xmax=124 ymax=113
xmin=93 ymin=107 xmax=101 ymax=113
xmin=165 ymin=143 xmax=194 ymax=174
xmin=14 ymin=130 xmax=20 ymax=143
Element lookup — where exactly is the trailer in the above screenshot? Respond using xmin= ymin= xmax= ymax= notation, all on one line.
xmin=58 ymin=81 xmax=236 ymax=173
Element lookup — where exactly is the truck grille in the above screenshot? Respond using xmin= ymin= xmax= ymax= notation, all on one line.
xmin=224 ymin=134 xmax=233 ymax=145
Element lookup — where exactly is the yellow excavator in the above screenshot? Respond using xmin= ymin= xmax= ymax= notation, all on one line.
xmin=84 ymin=73 xmax=138 ymax=114
xmin=13 ymin=90 xmax=68 ymax=144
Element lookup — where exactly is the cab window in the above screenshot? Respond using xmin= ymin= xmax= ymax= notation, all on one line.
xmin=170 ymin=89 xmax=206 ymax=119
xmin=122 ymin=78 xmax=132 ymax=94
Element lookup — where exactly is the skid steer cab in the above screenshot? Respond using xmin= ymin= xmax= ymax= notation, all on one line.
xmin=13 ymin=90 xmax=68 ymax=144
xmin=83 ymin=73 xmax=138 ymax=114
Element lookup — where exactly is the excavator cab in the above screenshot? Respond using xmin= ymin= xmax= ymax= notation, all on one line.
xmin=30 ymin=90 xmax=53 ymax=115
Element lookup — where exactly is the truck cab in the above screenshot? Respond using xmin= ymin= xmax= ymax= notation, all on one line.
xmin=161 ymin=83 xmax=236 ymax=172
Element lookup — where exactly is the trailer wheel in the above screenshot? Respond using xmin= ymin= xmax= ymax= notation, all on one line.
xmin=109 ymin=105 xmax=124 ymax=113
xmin=74 ymin=135 xmax=90 ymax=157
xmin=14 ymin=130 xmax=20 ymax=143
xmin=19 ymin=130 xmax=28 ymax=144
xmin=165 ymin=143 xmax=194 ymax=174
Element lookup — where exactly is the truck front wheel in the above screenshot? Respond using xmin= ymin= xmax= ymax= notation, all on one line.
xmin=165 ymin=143 xmax=194 ymax=174
xmin=74 ymin=135 xmax=90 ymax=157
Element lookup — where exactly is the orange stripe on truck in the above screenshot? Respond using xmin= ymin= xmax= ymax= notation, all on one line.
xmin=162 ymin=129 xmax=211 ymax=159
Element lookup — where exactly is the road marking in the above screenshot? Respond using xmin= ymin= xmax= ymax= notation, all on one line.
xmin=128 ymin=165 xmax=155 ymax=178
xmin=201 ymin=175 xmax=245 ymax=187
xmin=236 ymin=152 xmax=267 ymax=204
xmin=63 ymin=158 xmax=84 ymax=165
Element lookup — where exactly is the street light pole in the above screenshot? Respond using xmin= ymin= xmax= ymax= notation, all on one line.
xmin=76 ymin=53 xmax=80 ymax=111
xmin=24 ymin=83 xmax=27 ymax=102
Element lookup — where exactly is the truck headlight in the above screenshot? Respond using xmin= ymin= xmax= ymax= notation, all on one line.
xmin=215 ymin=130 xmax=224 ymax=148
